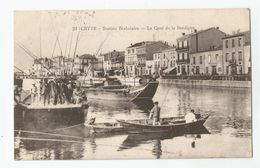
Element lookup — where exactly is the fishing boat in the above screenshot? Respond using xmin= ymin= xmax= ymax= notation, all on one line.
xmin=85 ymin=80 xmax=159 ymax=101
xmin=117 ymin=114 xmax=210 ymax=133
xmin=85 ymin=114 xmax=209 ymax=134
xmin=14 ymin=77 xmax=88 ymax=132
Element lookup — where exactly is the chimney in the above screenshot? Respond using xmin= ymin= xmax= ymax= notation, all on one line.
xmin=194 ymin=29 xmax=197 ymax=33
xmin=130 ymin=43 xmax=133 ymax=46
xmin=216 ymin=27 xmax=219 ymax=30
xmin=182 ymin=33 xmax=185 ymax=36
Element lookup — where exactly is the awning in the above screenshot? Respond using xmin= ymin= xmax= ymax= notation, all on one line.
xmin=163 ymin=67 xmax=176 ymax=73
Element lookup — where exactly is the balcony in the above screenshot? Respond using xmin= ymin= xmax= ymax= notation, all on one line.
xmin=176 ymin=59 xmax=190 ymax=64
xmin=176 ymin=46 xmax=189 ymax=51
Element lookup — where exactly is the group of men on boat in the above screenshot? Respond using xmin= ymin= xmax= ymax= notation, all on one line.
xmin=30 ymin=78 xmax=85 ymax=106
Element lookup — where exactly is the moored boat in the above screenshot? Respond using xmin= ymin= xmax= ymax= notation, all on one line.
xmin=117 ymin=114 xmax=210 ymax=133
xmin=85 ymin=80 xmax=159 ymax=101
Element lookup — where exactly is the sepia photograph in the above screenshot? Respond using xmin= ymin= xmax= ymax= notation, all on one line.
xmin=13 ymin=9 xmax=252 ymax=160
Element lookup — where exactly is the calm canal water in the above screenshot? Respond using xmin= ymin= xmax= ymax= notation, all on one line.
xmin=14 ymin=83 xmax=252 ymax=160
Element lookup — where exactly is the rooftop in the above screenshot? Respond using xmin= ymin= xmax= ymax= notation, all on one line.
xmin=177 ymin=27 xmax=226 ymax=40
xmin=78 ymin=54 xmax=96 ymax=60
xmin=222 ymin=31 xmax=251 ymax=45
xmin=127 ymin=41 xmax=153 ymax=48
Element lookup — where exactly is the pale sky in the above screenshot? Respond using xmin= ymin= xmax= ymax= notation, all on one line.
xmin=14 ymin=9 xmax=250 ymax=70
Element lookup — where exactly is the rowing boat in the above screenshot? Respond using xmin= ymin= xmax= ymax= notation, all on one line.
xmin=117 ymin=114 xmax=210 ymax=133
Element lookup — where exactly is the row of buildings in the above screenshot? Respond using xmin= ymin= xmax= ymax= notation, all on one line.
xmin=29 ymin=27 xmax=251 ymax=78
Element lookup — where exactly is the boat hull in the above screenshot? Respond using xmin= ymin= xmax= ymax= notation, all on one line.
xmin=85 ymin=81 xmax=159 ymax=101
xmin=16 ymin=104 xmax=86 ymax=132
xmin=117 ymin=116 xmax=209 ymax=134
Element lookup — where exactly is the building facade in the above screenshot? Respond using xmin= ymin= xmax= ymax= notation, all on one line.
xmin=102 ymin=50 xmax=125 ymax=76
xmin=190 ymin=49 xmax=223 ymax=75
xmin=222 ymin=31 xmax=251 ymax=75
xmin=125 ymin=41 xmax=169 ymax=77
xmin=31 ymin=58 xmax=53 ymax=77
xmin=176 ymin=27 xmax=226 ymax=75
xmin=73 ymin=54 xmax=97 ymax=76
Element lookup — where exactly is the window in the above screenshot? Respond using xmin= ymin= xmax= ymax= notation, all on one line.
xmin=226 ymin=53 xmax=229 ymax=62
xmin=193 ymin=57 xmax=196 ymax=64
xmin=184 ymin=53 xmax=187 ymax=60
xmin=177 ymin=53 xmax=180 ymax=60
xmin=200 ymin=56 xmax=202 ymax=64
xmin=184 ymin=40 xmax=187 ymax=47
xmin=132 ymin=49 xmax=134 ymax=53
xmin=178 ymin=41 xmax=182 ymax=48
xmin=128 ymin=49 xmax=131 ymax=54
xmin=206 ymin=67 xmax=208 ymax=74
xmin=208 ymin=55 xmax=211 ymax=63
xmin=232 ymin=39 xmax=235 ymax=48
xmin=232 ymin=52 xmax=235 ymax=61
xmin=225 ymin=40 xmax=229 ymax=48
xmin=238 ymin=51 xmax=242 ymax=61
xmin=178 ymin=66 xmax=180 ymax=73
xmin=238 ymin=38 xmax=242 ymax=47
xmin=215 ymin=54 xmax=218 ymax=61
xmin=181 ymin=53 xmax=184 ymax=60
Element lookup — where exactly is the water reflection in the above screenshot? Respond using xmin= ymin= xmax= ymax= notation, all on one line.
xmin=14 ymin=83 xmax=251 ymax=159
xmin=118 ymin=126 xmax=210 ymax=159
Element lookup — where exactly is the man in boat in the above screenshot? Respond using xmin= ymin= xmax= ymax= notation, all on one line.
xmin=73 ymin=87 xmax=82 ymax=104
xmin=66 ymin=81 xmax=74 ymax=104
xmin=185 ymin=109 xmax=197 ymax=123
xmin=152 ymin=72 xmax=156 ymax=81
xmin=38 ymin=80 xmax=43 ymax=104
xmin=149 ymin=101 xmax=161 ymax=125
xmin=42 ymin=79 xmax=50 ymax=105
xmin=30 ymin=83 xmax=38 ymax=105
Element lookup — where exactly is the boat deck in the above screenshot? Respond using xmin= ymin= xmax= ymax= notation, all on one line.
xmin=22 ymin=103 xmax=82 ymax=110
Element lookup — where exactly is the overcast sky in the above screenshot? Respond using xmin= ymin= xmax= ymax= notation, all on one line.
xmin=14 ymin=9 xmax=250 ymax=70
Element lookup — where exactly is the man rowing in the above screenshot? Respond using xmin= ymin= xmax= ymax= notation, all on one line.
xmin=149 ymin=101 xmax=161 ymax=125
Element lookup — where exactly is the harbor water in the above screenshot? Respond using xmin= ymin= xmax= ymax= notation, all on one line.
xmin=14 ymin=83 xmax=252 ymax=159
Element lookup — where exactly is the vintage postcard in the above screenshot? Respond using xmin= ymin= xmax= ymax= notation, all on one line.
xmin=14 ymin=9 xmax=251 ymax=160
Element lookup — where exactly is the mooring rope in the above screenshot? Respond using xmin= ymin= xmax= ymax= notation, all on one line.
xmin=14 ymin=130 xmax=85 ymax=140
xmin=15 ymin=137 xmax=83 ymax=144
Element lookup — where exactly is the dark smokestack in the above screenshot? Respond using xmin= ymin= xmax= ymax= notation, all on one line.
xmin=216 ymin=27 xmax=219 ymax=29
xmin=182 ymin=33 xmax=185 ymax=36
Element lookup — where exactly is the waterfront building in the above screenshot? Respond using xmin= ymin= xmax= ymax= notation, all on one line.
xmin=161 ymin=47 xmax=177 ymax=75
xmin=145 ymin=60 xmax=154 ymax=75
xmin=52 ymin=56 xmax=65 ymax=76
xmin=125 ymin=41 xmax=169 ymax=77
xmin=64 ymin=58 xmax=74 ymax=75
xmin=153 ymin=51 xmax=162 ymax=75
xmin=152 ymin=46 xmax=177 ymax=75
xmin=222 ymin=31 xmax=251 ymax=75
xmin=102 ymin=50 xmax=125 ymax=76
xmin=31 ymin=57 xmax=53 ymax=77
xmin=73 ymin=54 xmax=97 ymax=76
xmin=176 ymin=27 xmax=226 ymax=75
xmin=190 ymin=48 xmax=223 ymax=75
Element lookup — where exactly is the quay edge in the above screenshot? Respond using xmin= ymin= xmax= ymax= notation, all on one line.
xmin=158 ymin=78 xmax=251 ymax=88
